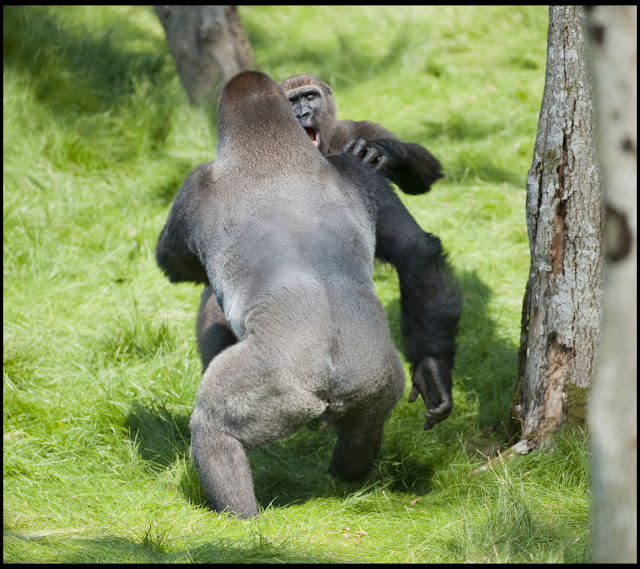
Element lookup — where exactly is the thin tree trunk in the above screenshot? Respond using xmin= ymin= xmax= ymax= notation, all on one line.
xmin=155 ymin=5 xmax=256 ymax=106
xmin=511 ymin=6 xmax=604 ymax=449
xmin=586 ymin=5 xmax=637 ymax=564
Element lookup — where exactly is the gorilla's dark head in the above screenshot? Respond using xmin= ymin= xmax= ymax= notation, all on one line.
xmin=217 ymin=71 xmax=317 ymax=160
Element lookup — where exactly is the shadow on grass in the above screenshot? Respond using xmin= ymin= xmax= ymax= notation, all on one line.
xmin=454 ymin=270 xmax=520 ymax=428
xmin=126 ymin=269 xmax=517 ymax=513
xmin=3 ymin=5 xmax=195 ymax=206
xmin=3 ymin=6 xmax=168 ymax=114
xmin=246 ymin=14 xmax=416 ymax=90
xmin=382 ymin=269 xmax=519 ymax=430
xmin=127 ymin=399 xmax=436 ymax=513
xmin=3 ymin=529 xmax=346 ymax=563
xmin=126 ymin=400 xmax=191 ymax=470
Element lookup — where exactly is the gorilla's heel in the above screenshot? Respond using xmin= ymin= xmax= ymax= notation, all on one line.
xmin=328 ymin=425 xmax=384 ymax=481
xmin=191 ymin=429 xmax=258 ymax=519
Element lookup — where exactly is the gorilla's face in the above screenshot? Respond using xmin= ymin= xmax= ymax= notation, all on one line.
xmin=286 ymin=87 xmax=324 ymax=147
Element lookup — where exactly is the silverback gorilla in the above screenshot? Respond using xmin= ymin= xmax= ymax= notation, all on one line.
xmin=196 ymin=73 xmax=463 ymax=430
xmin=156 ymin=71 xmax=405 ymax=518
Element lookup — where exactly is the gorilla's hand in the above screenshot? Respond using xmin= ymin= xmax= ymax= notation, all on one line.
xmin=342 ymin=139 xmax=389 ymax=172
xmin=408 ymin=357 xmax=453 ymax=430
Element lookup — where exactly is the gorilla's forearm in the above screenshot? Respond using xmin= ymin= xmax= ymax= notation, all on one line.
xmin=397 ymin=244 xmax=462 ymax=429
xmin=374 ymin=197 xmax=462 ymax=429
xmin=331 ymin=122 xmax=444 ymax=195
xmin=379 ymin=227 xmax=462 ymax=366
xmin=398 ymin=248 xmax=462 ymax=366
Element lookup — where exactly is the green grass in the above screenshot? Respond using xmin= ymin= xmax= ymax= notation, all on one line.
xmin=3 ymin=6 xmax=590 ymax=563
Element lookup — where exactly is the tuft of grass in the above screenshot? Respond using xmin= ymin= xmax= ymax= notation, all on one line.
xmin=4 ymin=5 xmax=591 ymax=563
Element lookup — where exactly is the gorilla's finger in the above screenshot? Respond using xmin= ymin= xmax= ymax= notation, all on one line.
xmin=342 ymin=139 xmax=356 ymax=154
xmin=352 ymin=138 xmax=368 ymax=157
xmin=373 ymin=155 xmax=389 ymax=171
xmin=408 ymin=385 xmax=420 ymax=403
xmin=363 ymin=147 xmax=379 ymax=164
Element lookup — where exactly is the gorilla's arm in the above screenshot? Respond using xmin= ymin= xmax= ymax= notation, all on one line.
xmin=196 ymin=286 xmax=237 ymax=371
xmin=374 ymin=192 xmax=463 ymax=429
xmin=156 ymin=170 xmax=210 ymax=285
xmin=279 ymin=75 xmax=443 ymax=195
xmin=335 ymin=120 xmax=444 ymax=195
xmin=156 ymin=224 xmax=209 ymax=284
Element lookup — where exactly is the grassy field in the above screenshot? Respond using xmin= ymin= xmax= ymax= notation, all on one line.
xmin=3 ymin=6 xmax=590 ymax=563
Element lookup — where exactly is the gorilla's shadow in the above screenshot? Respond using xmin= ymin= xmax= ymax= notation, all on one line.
xmin=3 ymin=5 xmax=195 ymax=207
xmin=453 ymin=270 xmax=520 ymax=428
xmin=126 ymin=401 xmax=430 ymax=511
xmin=127 ymin=270 xmax=519 ymax=511
xmin=383 ymin=268 xmax=520 ymax=429
xmin=127 ymin=400 xmax=191 ymax=469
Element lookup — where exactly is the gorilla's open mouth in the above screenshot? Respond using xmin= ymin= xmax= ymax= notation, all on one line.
xmin=305 ymin=128 xmax=319 ymax=147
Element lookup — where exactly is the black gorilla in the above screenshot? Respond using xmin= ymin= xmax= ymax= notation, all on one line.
xmin=196 ymin=74 xmax=463 ymax=429
xmin=281 ymin=73 xmax=444 ymax=194
xmin=156 ymin=71 xmax=405 ymax=518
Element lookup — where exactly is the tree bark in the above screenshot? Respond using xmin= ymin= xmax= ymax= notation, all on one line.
xmin=586 ymin=6 xmax=637 ymax=564
xmin=155 ymin=5 xmax=257 ymax=106
xmin=511 ymin=6 xmax=604 ymax=448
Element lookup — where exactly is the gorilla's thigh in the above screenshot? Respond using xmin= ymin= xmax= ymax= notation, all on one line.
xmin=194 ymin=337 xmax=328 ymax=448
xmin=326 ymin=290 xmax=405 ymax=413
xmin=327 ymin=356 xmax=403 ymax=482
xmin=323 ymin=299 xmax=404 ymax=481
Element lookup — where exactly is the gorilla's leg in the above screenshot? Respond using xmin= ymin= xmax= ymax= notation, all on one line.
xmin=327 ymin=363 xmax=402 ymax=482
xmin=196 ymin=285 xmax=237 ymax=372
xmin=324 ymin=295 xmax=405 ymax=482
xmin=375 ymin=194 xmax=463 ymax=429
xmin=329 ymin=420 xmax=385 ymax=481
xmin=190 ymin=424 xmax=258 ymax=518
xmin=190 ymin=336 xmax=327 ymax=518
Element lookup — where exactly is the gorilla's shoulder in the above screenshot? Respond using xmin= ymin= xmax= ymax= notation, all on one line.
xmin=179 ymin=160 xmax=220 ymax=196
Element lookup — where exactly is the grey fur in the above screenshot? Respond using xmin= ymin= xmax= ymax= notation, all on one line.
xmin=195 ymin=73 xmax=463 ymax=431
xmin=156 ymin=71 xmax=405 ymax=518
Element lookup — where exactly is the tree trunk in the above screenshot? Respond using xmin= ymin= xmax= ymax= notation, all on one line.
xmin=586 ymin=6 xmax=637 ymax=564
xmin=511 ymin=6 xmax=604 ymax=449
xmin=155 ymin=5 xmax=257 ymax=106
